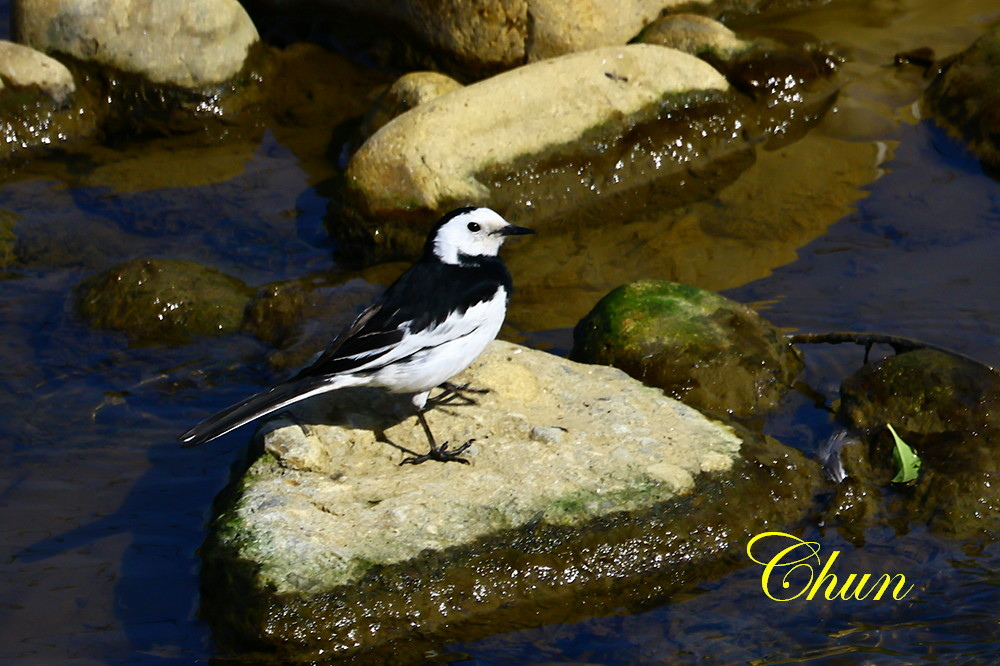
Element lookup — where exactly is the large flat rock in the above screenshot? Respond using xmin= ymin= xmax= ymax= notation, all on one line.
xmin=202 ymin=341 xmax=822 ymax=659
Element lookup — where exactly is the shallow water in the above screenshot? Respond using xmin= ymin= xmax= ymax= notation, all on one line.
xmin=3 ymin=1 xmax=1000 ymax=663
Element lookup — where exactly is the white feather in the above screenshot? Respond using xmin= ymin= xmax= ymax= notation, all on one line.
xmin=364 ymin=287 xmax=507 ymax=395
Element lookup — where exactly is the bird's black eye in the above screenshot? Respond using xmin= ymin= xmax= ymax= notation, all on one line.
xmin=467 ymin=222 xmax=481 ymax=232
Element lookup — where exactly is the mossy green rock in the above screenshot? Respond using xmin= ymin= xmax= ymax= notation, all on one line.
xmin=77 ymin=258 xmax=252 ymax=343
xmin=923 ymin=23 xmax=1000 ymax=171
xmin=837 ymin=349 xmax=1000 ymax=538
xmin=571 ymin=280 xmax=802 ymax=418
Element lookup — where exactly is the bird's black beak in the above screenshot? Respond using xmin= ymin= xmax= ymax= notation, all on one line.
xmin=499 ymin=224 xmax=535 ymax=236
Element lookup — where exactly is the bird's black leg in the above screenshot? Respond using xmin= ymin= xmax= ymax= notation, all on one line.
xmin=399 ymin=409 xmax=474 ymax=466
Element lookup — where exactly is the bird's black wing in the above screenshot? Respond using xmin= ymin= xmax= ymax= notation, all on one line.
xmin=178 ymin=256 xmax=512 ymax=447
xmin=296 ymin=257 xmax=512 ymax=379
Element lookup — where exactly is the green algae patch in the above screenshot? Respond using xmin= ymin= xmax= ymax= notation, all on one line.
xmin=77 ymin=258 xmax=253 ymax=344
xmin=572 ymin=280 xmax=803 ymax=419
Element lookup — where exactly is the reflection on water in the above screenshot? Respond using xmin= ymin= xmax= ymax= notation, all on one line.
xmin=2 ymin=0 xmax=1000 ymax=663
xmin=734 ymin=121 xmax=1000 ymax=365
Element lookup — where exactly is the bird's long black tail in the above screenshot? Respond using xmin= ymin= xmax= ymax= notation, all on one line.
xmin=178 ymin=376 xmax=337 ymax=447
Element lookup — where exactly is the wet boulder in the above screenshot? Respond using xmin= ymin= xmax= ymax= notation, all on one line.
xmin=638 ymin=14 xmax=750 ymax=59
xmin=247 ymin=0 xmax=713 ymax=75
xmin=0 ymin=40 xmax=75 ymax=103
xmin=77 ymin=259 xmax=253 ymax=344
xmin=923 ymin=23 xmax=1000 ymax=172
xmin=836 ymin=349 xmax=1000 ymax=538
xmin=571 ymin=280 xmax=803 ymax=419
xmin=715 ymin=42 xmax=841 ymax=147
xmin=200 ymin=340 xmax=822 ymax=660
xmin=0 ymin=40 xmax=97 ymax=160
xmin=341 ymin=44 xmax=738 ymax=257
xmin=13 ymin=0 xmax=264 ymax=138
xmin=641 ymin=19 xmax=842 ymax=146
xmin=356 ymin=71 xmax=463 ymax=145
xmin=14 ymin=0 xmax=259 ymax=89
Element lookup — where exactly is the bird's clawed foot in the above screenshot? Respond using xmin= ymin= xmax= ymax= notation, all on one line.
xmin=399 ymin=438 xmax=475 ymax=466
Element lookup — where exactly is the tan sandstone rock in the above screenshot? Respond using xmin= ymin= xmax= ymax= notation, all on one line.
xmin=345 ymin=44 xmax=728 ymax=218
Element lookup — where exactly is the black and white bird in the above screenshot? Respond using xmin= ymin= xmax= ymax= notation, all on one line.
xmin=179 ymin=206 xmax=533 ymax=465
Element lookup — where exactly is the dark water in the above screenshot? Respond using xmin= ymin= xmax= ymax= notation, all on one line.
xmin=449 ymin=120 xmax=1000 ymax=665
xmin=3 ymin=6 xmax=1000 ymax=666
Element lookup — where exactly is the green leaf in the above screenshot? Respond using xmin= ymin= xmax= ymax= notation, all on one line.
xmin=888 ymin=423 xmax=921 ymax=483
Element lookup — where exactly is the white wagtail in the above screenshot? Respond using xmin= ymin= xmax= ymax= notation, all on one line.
xmin=179 ymin=206 xmax=533 ymax=465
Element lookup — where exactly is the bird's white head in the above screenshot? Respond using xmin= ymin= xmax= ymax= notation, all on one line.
xmin=428 ymin=207 xmax=534 ymax=265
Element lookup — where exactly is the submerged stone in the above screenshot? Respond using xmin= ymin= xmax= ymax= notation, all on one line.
xmin=77 ymin=258 xmax=253 ymax=343
xmin=571 ymin=280 xmax=803 ymax=418
xmin=836 ymin=349 xmax=1000 ymax=538
xmin=201 ymin=341 xmax=821 ymax=659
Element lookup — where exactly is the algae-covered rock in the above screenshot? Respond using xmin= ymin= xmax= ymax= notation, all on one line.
xmin=816 ymin=431 xmax=884 ymax=545
xmin=840 ymin=349 xmax=1000 ymax=438
xmin=923 ymin=23 xmax=1000 ymax=172
xmin=571 ymin=280 xmax=802 ymax=418
xmin=201 ymin=341 xmax=822 ymax=659
xmin=77 ymin=259 xmax=253 ymax=343
xmin=836 ymin=349 xmax=1000 ymax=538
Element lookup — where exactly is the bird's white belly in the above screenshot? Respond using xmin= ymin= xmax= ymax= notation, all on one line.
xmin=368 ymin=290 xmax=507 ymax=395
